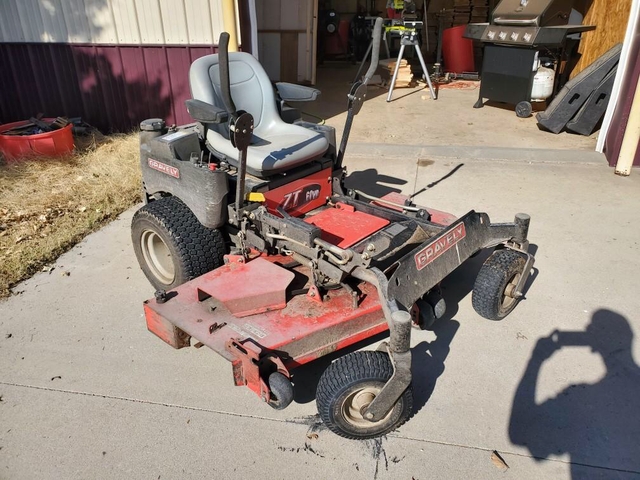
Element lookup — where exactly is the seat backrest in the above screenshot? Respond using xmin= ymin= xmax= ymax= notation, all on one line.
xmin=189 ymin=52 xmax=278 ymax=134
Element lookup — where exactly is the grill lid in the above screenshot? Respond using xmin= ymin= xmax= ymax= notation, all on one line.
xmin=492 ymin=0 xmax=573 ymax=27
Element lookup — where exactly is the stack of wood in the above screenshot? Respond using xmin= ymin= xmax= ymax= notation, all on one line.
xmin=378 ymin=58 xmax=414 ymax=88
xmin=452 ymin=0 xmax=490 ymax=26
xmin=453 ymin=0 xmax=472 ymax=26
xmin=471 ymin=0 xmax=490 ymax=23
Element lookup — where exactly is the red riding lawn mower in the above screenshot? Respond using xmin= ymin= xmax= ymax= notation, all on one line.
xmin=131 ymin=19 xmax=535 ymax=439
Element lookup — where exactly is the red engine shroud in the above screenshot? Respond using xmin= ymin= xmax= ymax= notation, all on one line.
xmin=263 ymin=168 xmax=333 ymax=217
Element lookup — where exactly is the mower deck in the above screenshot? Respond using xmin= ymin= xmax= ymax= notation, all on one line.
xmin=145 ymin=258 xmax=388 ymax=390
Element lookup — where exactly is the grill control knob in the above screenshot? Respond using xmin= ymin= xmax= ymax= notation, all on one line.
xmin=510 ymin=32 xmax=519 ymax=41
xmin=498 ymin=31 xmax=507 ymax=40
xmin=523 ymin=33 xmax=533 ymax=42
xmin=487 ymin=30 xmax=496 ymax=40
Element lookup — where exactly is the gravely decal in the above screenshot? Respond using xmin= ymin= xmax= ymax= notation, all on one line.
xmin=414 ymin=222 xmax=466 ymax=270
xmin=148 ymin=158 xmax=180 ymax=178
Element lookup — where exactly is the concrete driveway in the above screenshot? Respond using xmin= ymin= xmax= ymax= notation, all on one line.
xmin=1 ymin=147 xmax=639 ymax=479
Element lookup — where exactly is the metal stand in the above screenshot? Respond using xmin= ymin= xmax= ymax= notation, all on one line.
xmin=386 ymin=30 xmax=436 ymax=102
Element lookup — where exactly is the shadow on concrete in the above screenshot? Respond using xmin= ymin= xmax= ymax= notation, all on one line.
xmin=409 ymin=242 xmax=539 ymax=415
xmin=412 ymin=163 xmax=464 ymax=198
xmin=509 ymin=309 xmax=640 ymax=478
xmin=410 ymin=320 xmax=460 ymax=415
xmin=386 ymin=83 xmax=433 ymax=103
xmin=344 ymin=167 xmax=408 ymax=197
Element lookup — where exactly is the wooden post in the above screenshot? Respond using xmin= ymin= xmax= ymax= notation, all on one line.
xmin=222 ymin=0 xmax=239 ymax=52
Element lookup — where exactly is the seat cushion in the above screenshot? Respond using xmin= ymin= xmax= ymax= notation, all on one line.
xmin=190 ymin=52 xmax=329 ymax=176
xmin=207 ymin=122 xmax=329 ymax=176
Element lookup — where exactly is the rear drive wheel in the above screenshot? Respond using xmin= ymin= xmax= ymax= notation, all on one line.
xmin=316 ymin=351 xmax=413 ymax=439
xmin=131 ymin=196 xmax=226 ymax=290
xmin=472 ymin=249 xmax=526 ymax=320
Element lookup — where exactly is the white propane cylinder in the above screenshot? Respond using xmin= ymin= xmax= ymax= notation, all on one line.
xmin=531 ymin=66 xmax=556 ymax=102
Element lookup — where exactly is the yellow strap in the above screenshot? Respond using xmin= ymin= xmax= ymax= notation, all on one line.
xmin=246 ymin=192 xmax=265 ymax=202
xmin=385 ymin=25 xmax=414 ymax=33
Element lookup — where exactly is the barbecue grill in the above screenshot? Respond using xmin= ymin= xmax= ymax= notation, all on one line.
xmin=465 ymin=0 xmax=595 ymax=117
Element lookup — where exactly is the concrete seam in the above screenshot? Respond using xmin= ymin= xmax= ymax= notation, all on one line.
xmin=0 ymin=380 xmax=286 ymax=423
xmin=387 ymin=433 xmax=640 ymax=475
xmin=346 ymin=153 xmax=607 ymax=167
xmin=2 ymin=381 xmax=638 ymax=475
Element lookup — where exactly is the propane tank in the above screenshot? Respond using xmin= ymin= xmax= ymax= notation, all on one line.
xmin=531 ymin=66 xmax=555 ymax=102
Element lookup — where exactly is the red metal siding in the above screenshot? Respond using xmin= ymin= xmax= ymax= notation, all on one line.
xmin=0 ymin=43 xmax=218 ymax=132
xmin=604 ymin=42 xmax=640 ymax=167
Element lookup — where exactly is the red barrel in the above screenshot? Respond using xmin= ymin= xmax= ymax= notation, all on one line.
xmin=0 ymin=119 xmax=74 ymax=161
xmin=442 ymin=25 xmax=475 ymax=74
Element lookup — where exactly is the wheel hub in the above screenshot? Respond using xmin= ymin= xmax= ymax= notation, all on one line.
xmin=140 ymin=230 xmax=175 ymax=285
xmin=342 ymin=387 xmax=393 ymax=427
xmin=501 ymin=273 xmax=521 ymax=309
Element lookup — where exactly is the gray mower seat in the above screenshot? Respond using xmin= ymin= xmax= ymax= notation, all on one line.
xmin=189 ymin=53 xmax=329 ymax=177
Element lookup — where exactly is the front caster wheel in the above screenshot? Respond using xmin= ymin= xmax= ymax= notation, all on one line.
xmin=411 ymin=291 xmax=447 ymax=330
xmin=267 ymin=372 xmax=294 ymax=410
xmin=472 ymin=249 xmax=527 ymax=320
xmin=316 ymin=351 xmax=413 ymax=439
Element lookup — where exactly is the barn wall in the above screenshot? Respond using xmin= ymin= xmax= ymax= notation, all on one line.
xmin=0 ymin=0 xmax=229 ymax=45
xmin=0 ymin=0 xmax=241 ymax=131
xmin=0 ymin=43 xmax=219 ymax=132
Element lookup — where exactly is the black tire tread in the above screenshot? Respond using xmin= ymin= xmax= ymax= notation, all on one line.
xmin=472 ymin=249 xmax=525 ymax=320
xmin=316 ymin=350 xmax=413 ymax=439
xmin=131 ymin=196 xmax=225 ymax=289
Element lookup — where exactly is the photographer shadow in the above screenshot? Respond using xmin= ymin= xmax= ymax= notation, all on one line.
xmin=509 ymin=309 xmax=640 ymax=477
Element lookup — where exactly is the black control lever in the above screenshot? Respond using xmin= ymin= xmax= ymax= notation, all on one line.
xmin=218 ymin=31 xmax=254 ymax=222
xmin=336 ymin=17 xmax=383 ymax=168
xmin=218 ymin=32 xmax=238 ymax=119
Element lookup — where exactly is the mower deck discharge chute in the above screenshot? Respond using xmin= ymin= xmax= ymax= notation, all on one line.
xmin=132 ymin=19 xmax=535 ymax=439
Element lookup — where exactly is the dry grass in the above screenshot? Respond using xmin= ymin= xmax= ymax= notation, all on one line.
xmin=0 ymin=133 xmax=141 ymax=297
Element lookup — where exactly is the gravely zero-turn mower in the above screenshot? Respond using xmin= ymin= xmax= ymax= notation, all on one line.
xmin=132 ymin=19 xmax=535 ymax=439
